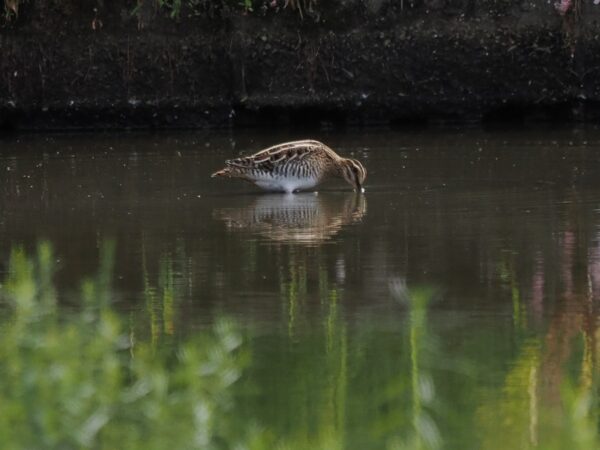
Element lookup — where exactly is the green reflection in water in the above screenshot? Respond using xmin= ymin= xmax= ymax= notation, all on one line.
xmin=142 ymin=243 xmax=177 ymax=347
xmin=407 ymin=288 xmax=441 ymax=450
xmin=237 ymin=264 xmax=600 ymax=450
xmin=498 ymin=251 xmax=527 ymax=332
xmin=1 ymin=244 xmax=599 ymax=450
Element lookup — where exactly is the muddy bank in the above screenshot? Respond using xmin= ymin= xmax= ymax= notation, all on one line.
xmin=1 ymin=0 xmax=600 ymax=130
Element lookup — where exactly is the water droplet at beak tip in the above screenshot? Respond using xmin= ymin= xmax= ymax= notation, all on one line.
xmin=360 ymin=187 xmax=365 ymax=193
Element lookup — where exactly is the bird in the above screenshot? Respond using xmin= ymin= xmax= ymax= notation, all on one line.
xmin=211 ymin=140 xmax=367 ymax=193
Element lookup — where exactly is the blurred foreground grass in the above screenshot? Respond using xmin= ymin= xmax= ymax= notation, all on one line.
xmin=0 ymin=242 xmax=256 ymax=450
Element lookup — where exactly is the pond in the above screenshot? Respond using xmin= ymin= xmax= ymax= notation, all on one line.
xmin=0 ymin=127 xmax=599 ymax=449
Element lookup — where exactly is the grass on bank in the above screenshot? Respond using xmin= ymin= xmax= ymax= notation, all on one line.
xmin=3 ymin=0 xmax=318 ymax=22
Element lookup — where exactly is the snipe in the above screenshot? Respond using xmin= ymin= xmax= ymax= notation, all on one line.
xmin=211 ymin=140 xmax=367 ymax=193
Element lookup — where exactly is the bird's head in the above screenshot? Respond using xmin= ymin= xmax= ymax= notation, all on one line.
xmin=340 ymin=158 xmax=367 ymax=192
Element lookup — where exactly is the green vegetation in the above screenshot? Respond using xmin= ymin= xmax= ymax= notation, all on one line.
xmin=0 ymin=243 xmax=252 ymax=450
xmin=3 ymin=0 xmax=21 ymax=20
xmin=149 ymin=0 xmax=316 ymax=18
xmin=0 ymin=242 xmax=598 ymax=449
xmin=1 ymin=0 xmax=316 ymax=23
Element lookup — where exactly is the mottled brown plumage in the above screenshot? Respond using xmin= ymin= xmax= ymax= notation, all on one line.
xmin=211 ymin=140 xmax=367 ymax=193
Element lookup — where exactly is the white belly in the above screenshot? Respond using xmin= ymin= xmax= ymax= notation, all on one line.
xmin=253 ymin=175 xmax=319 ymax=193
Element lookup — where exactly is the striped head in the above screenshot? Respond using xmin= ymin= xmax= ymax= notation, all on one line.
xmin=340 ymin=158 xmax=367 ymax=192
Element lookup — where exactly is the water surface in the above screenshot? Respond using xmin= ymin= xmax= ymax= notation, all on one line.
xmin=1 ymin=127 xmax=599 ymax=449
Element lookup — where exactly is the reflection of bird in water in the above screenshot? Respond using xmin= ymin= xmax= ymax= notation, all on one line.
xmin=214 ymin=193 xmax=367 ymax=244
xmin=211 ymin=140 xmax=367 ymax=193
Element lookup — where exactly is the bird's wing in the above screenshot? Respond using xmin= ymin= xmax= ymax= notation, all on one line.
xmin=225 ymin=140 xmax=330 ymax=172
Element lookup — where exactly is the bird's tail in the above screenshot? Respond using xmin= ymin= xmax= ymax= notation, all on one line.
xmin=211 ymin=167 xmax=232 ymax=178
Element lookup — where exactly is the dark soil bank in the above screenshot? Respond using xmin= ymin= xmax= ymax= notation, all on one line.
xmin=2 ymin=0 xmax=600 ymax=130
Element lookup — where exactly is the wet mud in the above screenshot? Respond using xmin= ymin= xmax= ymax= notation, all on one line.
xmin=1 ymin=0 xmax=600 ymax=130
